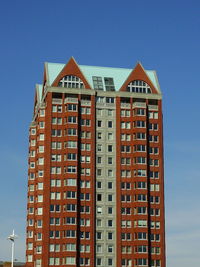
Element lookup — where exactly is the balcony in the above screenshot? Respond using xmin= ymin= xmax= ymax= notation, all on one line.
xmin=52 ymin=98 xmax=62 ymax=104
xmin=64 ymin=97 xmax=78 ymax=104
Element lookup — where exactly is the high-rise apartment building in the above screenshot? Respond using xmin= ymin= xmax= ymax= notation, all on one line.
xmin=26 ymin=57 xmax=165 ymax=267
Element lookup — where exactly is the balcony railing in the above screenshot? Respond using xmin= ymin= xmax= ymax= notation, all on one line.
xmin=120 ymin=103 xmax=131 ymax=108
xmin=64 ymin=97 xmax=78 ymax=104
xmin=81 ymin=100 xmax=91 ymax=106
xmin=52 ymin=98 xmax=62 ymax=104
xmin=148 ymin=105 xmax=158 ymax=110
xmin=132 ymin=102 xmax=146 ymax=108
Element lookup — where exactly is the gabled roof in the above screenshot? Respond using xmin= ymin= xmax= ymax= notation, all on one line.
xmin=44 ymin=60 xmax=160 ymax=92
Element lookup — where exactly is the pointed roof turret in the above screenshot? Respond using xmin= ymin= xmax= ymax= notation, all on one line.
xmin=51 ymin=57 xmax=91 ymax=89
xmin=119 ymin=62 xmax=159 ymax=94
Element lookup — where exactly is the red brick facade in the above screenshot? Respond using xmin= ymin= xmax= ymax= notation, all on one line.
xmin=26 ymin=59 xmax=165 ymax=267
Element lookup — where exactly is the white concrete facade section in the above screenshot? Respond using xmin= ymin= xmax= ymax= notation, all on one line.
xmin=95 ymin=100 xmax=116 ymax=267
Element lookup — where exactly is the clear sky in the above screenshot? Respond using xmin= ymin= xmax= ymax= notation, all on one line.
xmin=0 ymin=0 xmax=200 ymax=266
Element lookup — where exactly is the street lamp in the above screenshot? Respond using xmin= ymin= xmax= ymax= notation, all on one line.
xmin=7 ymin=230 xmax=18 ymax=267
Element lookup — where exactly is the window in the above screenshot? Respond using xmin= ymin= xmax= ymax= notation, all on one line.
xmin=51 ymin=129 xmax=62 ymax=137
xmin=97 ymin=157 xmax=102 ymax=164
xmin=81 ymin=131 xmax=91 ymax=139
xmin=30 ymin=162 xmax=35 ymax=169
xmin=97 ymin=144 xmax=102 ymax=152
xmin=106 ymin=97 xmax=115 ymax=103
xmin=149 ymin=123 xmax=158 ymax=131
xmin=108 ymin=207 xmax=113 ymax=214
xmin=150 ymin=184 xmax=160 ymax=191
xmin=121 ymin=133 xmax=131 ymax=141
xmin=29 ymin=185 xmax=34 ymax=192
xmin=37 ymin=195 xmax=43 ymax=202
xmin=27 ymin=255 xmax=33 ymax=262
xmin=108 ymin=245 xmax=113 ymax=253
xmin=108 ymin=157 xmax=113 ymax=164
xmin=66 ymin=243 xmax=76 ymax=251
xmin=58 ymin=75 xmax=84 ymax=89
xmin=137 ymin=232 xmax=147 ymax=240
xmin=108 ymin=219 xmax=113 ymax=227
xmin=137 ymin=258 xmax=148 ymax=266
xmin=121 ymin=145 xmax=130 ymax=153
xmin=67 ymin=128 xmax=77 ymax=136
xmin=97 ymin=194 xmax=102 ymax=201
xmin=52 ymin=105 xmax=62 ymax=112
xmin=121 ymin=157 xmax=131 ymax=165
xmin=37 ymin=182 xmax=43 ymax=190
xmin=135 ymin=169 xmax=147 ymax=177
xmin=104 ymin=77 xmax=115 ymax=91
xmin=137 ymin=194 xmax=147 ymax=202
xmin=51 ymin=141 xmax=62 ymax=149
xmin=127 ymin=80 xmax=152 ymax=93
xmin=135 ymin=157 xmax=146 ymax=164
xmin=51 ymin=167 xmax=61 ymax=174
xmin=121 ymin=122 xmax=131 ymax=129
xmin=121 ymin=220 xmax=131 ymax=228
xmin=50 ymin=204 xmax=60 ymax=212
xmin=107 ymin=109 xmax=113 ymax=116
xmin=108 ymin=258 xmax=113 ymax=265
xmin=108 ymin=232 xmax=113 ymax=240
xmin=30 ymin=139 xmax=36 ymax=146
xmin=97 ymin=132 xmax=102 ymax=139
xmin=27 ymin=242 xmax=33 ymax=250
xmin=97 ymin=109 xmax=102 ymax=116
xmin=108 ymin=194 xmax=113 ymax=201
xmin=137 ymin=207 xmax=147 ymax=215
xmin=37 ymin=170 xmax=43 ymax=177
xmin=81 ymin=119 xmax=91 ymax=126
xmin=37 ymin=232 xmax=42 ymax=240
xmin=107 ymin=182 xmax=112 ymax=190
xmin=64 ymin=217 xmax=76 ymax=225
xmin=97 ymin=120 xmax=102 ymax=127
xmin=67 ymin=141 xmax=77 ymax=148
xmin=108 ymin=169 xmax=113 ymax=177
xmin=31 ymin=128 xmax=36 ymax=135
xmin=135 ymin=108 xmax=145 ymax=116
xmin=96 ymin=258 xmax=102 ymax=266
xmin=80 ymin=107 xmax=91 ymax=114
xmin=51 ymin=154 xmax=61 ymax=162
xmin=97 ymin=206 xmax=102 ymax=214
xmin=67 ymin=104 xmax=77 ymax=111
xmin=97 ymin=181 xmax=102 ymax=189
xmin=96 ymin=244 xmax=102 ymax=253
xmin=121 ymin=109 xmax=130 ymax=117
xmin=121 ymin=170 xmax=131 ymax=177
xmin=150 ymin=171 xmax=159 ymax=179
xmin=108 ymin=145 xmax=113 ymax=152
xmin=108 ymin=121 xmax=113 ymax=128
xmin=40 ymin=109 xmax=45 ymax=117
xmin=67 ymin=153 xmax=77 ymax=161
xmin=97 ymin=232 xmax=102 ymax=240
xmin=52 ymin=117 xmax=62 ymax=125
xmin=92 ymin=76 xmax=103 ymax=90
xmin=135 ymin=120 xmax=146 ymax=128
xmin=108 ymin=132 xmax=113 ymax=140
xmin=134 ymin=132 xmax=146 ymax=140
xmin=96 ymin=96 xmax=105 ymax=103
xmin=66 ymin=257 xmax=76 ymax=265
xmin=137 ymin=182 xmax=147 ymax=189
xmin=65 ymin=230 xmax=76 ymax=238
xmin=65 ymin=191 xmax=76 ymax=199
xmin=67 ymin=166 xmax=76 ymax=173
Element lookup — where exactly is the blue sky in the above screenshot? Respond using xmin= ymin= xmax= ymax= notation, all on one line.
xmin=0 ymin=0 xmax=200 ymax=266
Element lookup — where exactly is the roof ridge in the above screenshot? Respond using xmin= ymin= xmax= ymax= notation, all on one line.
xmin=79 ymin=64 xmax=132 ymax=70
